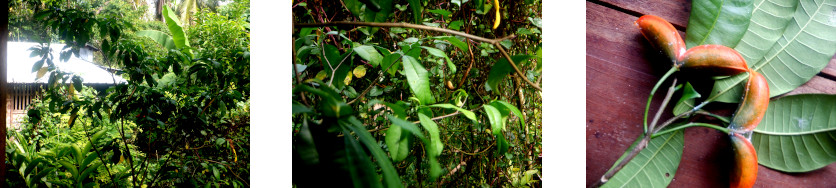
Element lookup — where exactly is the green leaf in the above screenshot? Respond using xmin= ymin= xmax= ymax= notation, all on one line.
xmin=684 ymin=0 xmax=755 ymax=48
xmin=733 ymin=0 xmax=799 ymax=65
xmin=386 ymin=124 xmax=411 ymax=162
xmin=407 ymin=0 xmax=424 ymax=23
xmin=420 ymin=46 xmax=454 ymax=74
xmin=341 ymin=125 xmax=383 ymax=188
xmin=401 ymin=55 xmax=436 ymax=104
xmin=710 ymin=0 xmax=836 ymax=103
xmin=496 ymin=135 xmax=509 ymax=155
xmin=752 ymin=94 xmax=836 ymax=172
xmin=344 ymin=117 xmax=404 ymax=188
xmin=353 ymin=45 xmax=384 ymax=67
xmin=386 ymin=114 xmax=428 ymax=141
xmin=162 ymin=6 xmax=190 ymax=50
xmin=448 ymin=20 xmax=464 ymax=30
xmin=486 ymin=55 xmax=532 ymax=94
xmin=426 ymin=104 xmax=477 ymax=121
xmin=381 ymin=53 xmax=402 ymax=76
xmin=292 ymin=103 xmax=313 ymax=114
xmin=418 ymin=113 xmax=443 ymax=156
xmin=136 ymin=30 xmax=176 ymax=50
xmin=363 ymin=0 xmax=394 ymax=34
xmin=483 ymin=105 xmax=504 ymax=135
xmin=343 ymin=0 xmax=363 ymax=17
xmin=436 ymin=36 xmax=468 ymax=53
xmin=602 ymin=131 xmax=684 ymax=188
xmin=490 ymin=100 xmax=525 ymax=128
xmin=428 ymin=9 xmax=452 ymax=20
xmin=673 ymin=82 xmax=701 ymax=115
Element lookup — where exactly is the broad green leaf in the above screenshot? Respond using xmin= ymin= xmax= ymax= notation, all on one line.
xmin=136 ymin=30 xmax=176 ymax=50
xmin=386 ymin=124 xmax=411 ymax=162
xmin=418 ymin=113 xmax=443 ymax=156
xmin=420 ymin=46 xmax=454 ymax=74
xmin=673 ymin=82 xmax=701 ymax=115
xmin=341 ymin=125 xmax=384 ymax=188
xmin=436 ymin=36 xmax=468 ymax=53
xmin=363 ymin=0 xmax=394 ymax=34
xmin=483 ymin=105 xmax=503 ymax=135
xmin=428 ymin=9 xmax=452 ymax=20
xmin=710 ymin=0 xmax=836 ymax=103
xmin=343 ymin=0 xmax=363 ymax=17
xmin=162 ymin=6 xmax=190 ymax=50
xmin=427 ymin=103 xmax=477 ymax=121
xmin=752 ymin=94 xmax=836 ymax=172
xmin=496 ymin=135 xmax=509 ymax=155
xmin=353 ymin=45 xmax=383 ymax=67
xmin=685 ymin=0 xmax=755 ymax=48
xmin=344 ymin=117 xmax=404 ymax=188
xmin=486 ymin=55 xmax=532 ymax=94
xmin=381 ymin=53 xmax=402 ymax=76
xmin=387 ymin=114 xmax=428 ymax=141
xmin=734 ymin=0 xmax=799 ymax=65
xmin=448 ymin=20 xmax=464 ymax=30
xmin=401 ymin=55 xmax=436 ymax=104
xmin=406 ymin=0 xmax=424 ymax=23
xmin=602 ymin=131 xmax=684 ymax=188
xmin=490 ymin=100 xmax=525 ymax=128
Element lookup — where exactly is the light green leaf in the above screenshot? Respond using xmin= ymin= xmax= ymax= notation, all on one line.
xmin=136 ymin=30 xmax=176 ymax=50
xmin=602 ymin=131 xmax=684 ymax=188
xmin=353 ymin=45 xmax=383 ymax=67
xmin=685 ymin=0 xmax=755 ymax=48
xmin=483 ymin=105 xmax=503 ymax=135
xmin=710 ymin=0 xmax=836 ymax=103
xmin=449 ymin=20 xmax=464 ymax=30
xmin=401 ymin=55 xmax=436 ymax=104
xmin=385 ymin=124 xmax=411 ymax=162
xmin=436 ymin=36 xmax=468 ymax=52
xmin=162 ymin=6 xmax=190 ymax=50
xmin=752 ymin=94 xmax=836 ymax=172
xmin=673 ymin=82 xmax=701 ymax=116
xmin=428 ymin=9 xmax=452 ymax=20
xmin=421 ymin=46 xmax=454 ymax=74
xmin=734 ymin=0 xmax=799 ymax=65
xmin=418 ymin=113 xmax=443 ymax=156
xmin=426 ymin=103 xmax=477 ymax=121
xmin=381 ymin=53 xmax=402 ymax=76
xmin=490 ymin=100 xmax=525 ymax=128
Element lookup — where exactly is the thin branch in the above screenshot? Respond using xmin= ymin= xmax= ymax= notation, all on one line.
xmin=648 ymin=78 xmax=677 ymax=131
xmin=295 ymin=21 xmax=542 ymax=91
xmin=494 ymin=43 xmax=542 ymax=91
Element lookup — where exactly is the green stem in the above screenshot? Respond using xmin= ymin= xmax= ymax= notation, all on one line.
xmin=643 ymin=67 xmax=677 ymax=133
xmin=652 ymin=122 xmax=729 ymax=138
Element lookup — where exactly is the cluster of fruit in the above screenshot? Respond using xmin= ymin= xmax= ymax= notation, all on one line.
xmin=635 ymin=15 xmax=769 ymax=188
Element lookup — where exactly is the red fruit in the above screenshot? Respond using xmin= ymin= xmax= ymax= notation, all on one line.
xmin=730 ymin=133 xmax=758 ymax=188
xmin=679 ymin=45 xmax=749 ymax=76
xmin=730 ymin=71 xmax=770 ymax=132
xmin=634 ymin=15 xmax=687 ymax=66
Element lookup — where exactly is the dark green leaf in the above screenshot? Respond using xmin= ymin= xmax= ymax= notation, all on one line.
xmin=418 ymin=113 xmax=443 ymax=156
xmin=486 ymin=55 xmax=531 ymax=94
xmin=344 ymin=117 xmax=404 ymax=188
xmin=483 ymin=105 xmax=503 ymax=135
xmin=341 ymin=125 xmax=383 ymax=188
xmin=406 ymin=0 xmax=424 ymax=23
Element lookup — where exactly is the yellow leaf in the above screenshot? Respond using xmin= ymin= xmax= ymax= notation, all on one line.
xmin=493 ymin=0 xmax=501 ymax=29
xmin=315 ymin=70 xmax=327 ymax=80
xmin=353 ymin=65 xmax=367 ymax=78
xmin=36 ymin=67 xmax=48 ymax=80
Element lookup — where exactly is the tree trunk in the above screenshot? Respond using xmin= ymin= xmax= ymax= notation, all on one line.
xmin=0 ymin=0 xmax=9 ymax=182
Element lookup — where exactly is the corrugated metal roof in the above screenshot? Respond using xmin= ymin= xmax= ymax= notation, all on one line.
xmin=7 ymin=42 xmax=126 ymax=84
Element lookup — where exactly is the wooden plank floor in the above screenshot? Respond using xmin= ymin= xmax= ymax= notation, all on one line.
xmin=586 ymin=0 xmax=836 ymax=187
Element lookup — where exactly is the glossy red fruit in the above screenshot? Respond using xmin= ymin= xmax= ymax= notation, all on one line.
xmin=730 ymin=133 xmax=758 ymax=188
xmin=730 ymin=71 xmax=770 ymax=132
xmin=634 ymin=15 xmax=687 ymax=66
xmin=679 ymin=45 xmax=749 ymax=76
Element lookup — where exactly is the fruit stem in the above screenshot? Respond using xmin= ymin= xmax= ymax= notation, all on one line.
xmin=652 ymin=122 xmax=730 ymax=139
xmin=644 ymin=67 xmax=677 ymax=133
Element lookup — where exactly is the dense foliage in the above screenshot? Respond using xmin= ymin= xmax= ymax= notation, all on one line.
xmin=5 ymin=0 xmax=250 ymax=187
xmin=292 ymin=0 xmax=542 ymax=187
